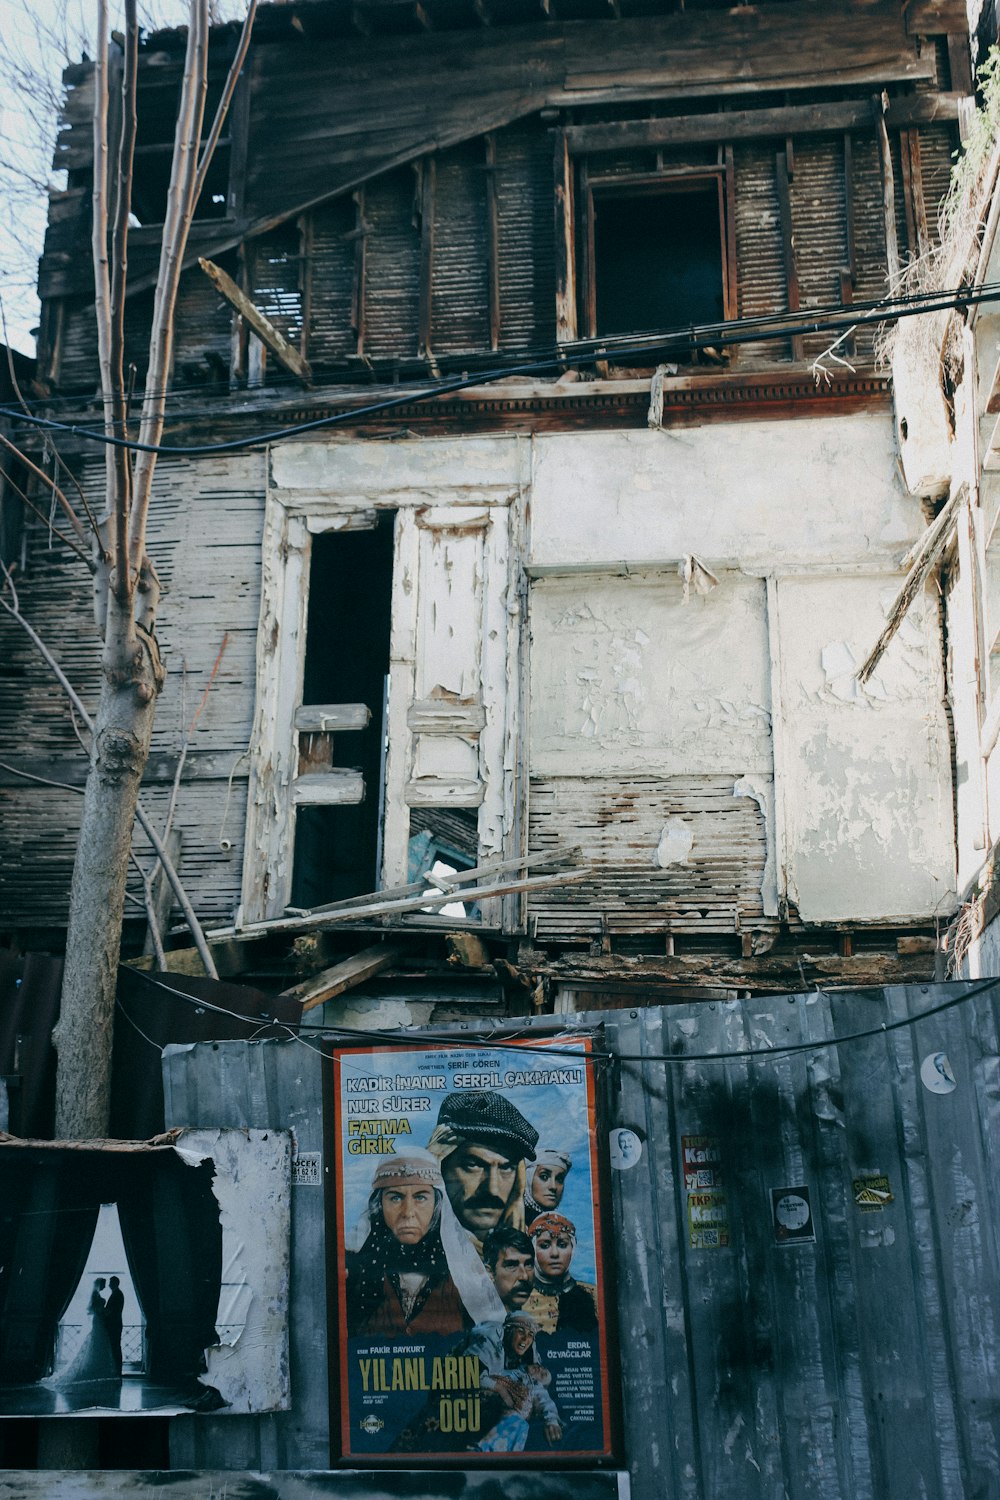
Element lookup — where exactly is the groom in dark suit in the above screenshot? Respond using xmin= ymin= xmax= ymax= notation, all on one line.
xmin=104 ymin=1276 xmax=125 ymax=1376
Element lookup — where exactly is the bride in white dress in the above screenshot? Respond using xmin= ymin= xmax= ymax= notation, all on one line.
xmin=51 ymin=1278 xmax=119 ymax=1387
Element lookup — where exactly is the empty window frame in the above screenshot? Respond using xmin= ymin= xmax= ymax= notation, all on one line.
xmin=130 ymin=67 xmax=237 ymax=227
xmin=579 ymin=161 xmax=737 ymax=350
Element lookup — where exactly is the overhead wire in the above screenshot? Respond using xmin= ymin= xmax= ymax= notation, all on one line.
xmin=5 ymin=278 xmax=1000 ymax=459
xmin=121 ymin=964 xmax=1000 ymax=1067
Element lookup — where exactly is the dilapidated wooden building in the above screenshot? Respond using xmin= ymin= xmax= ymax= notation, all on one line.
xmin=0 ymin=0 xmax=975 ymax=1007
xmin=9 ymin=5 xmax=1000 ymax=1496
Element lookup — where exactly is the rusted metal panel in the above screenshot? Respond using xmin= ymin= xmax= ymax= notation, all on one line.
xmin=156 ymin=980 xmax=1000 ymax=1498
xmin=527 ymin=775 xmax=769 ymax=941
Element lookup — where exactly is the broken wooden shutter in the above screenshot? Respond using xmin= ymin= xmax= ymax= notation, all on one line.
xmin=382 ymin=503 xmax=514 ymax=919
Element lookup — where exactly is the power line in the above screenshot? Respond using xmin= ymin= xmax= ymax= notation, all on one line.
xmin=5 ymin=279 xmax=1000 ymax=458
xmin=122 ymin=964 xmax=1000 ymax=1066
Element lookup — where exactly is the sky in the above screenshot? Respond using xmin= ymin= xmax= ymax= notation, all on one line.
xmin=0 ymin=1 xmax=247 ymax=356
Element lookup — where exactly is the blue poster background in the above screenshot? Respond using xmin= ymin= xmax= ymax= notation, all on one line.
xmin=334 ymin=1039 xmax=612 ymax=1460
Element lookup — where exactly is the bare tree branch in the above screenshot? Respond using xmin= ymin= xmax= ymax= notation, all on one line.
xmin=0 ymin=430 xmax=97 ymax=553
xmin=109 ymin=1 xmax=139 ymax=606
xmin=0 ymin=559 xmax=219 ymax=980
xmin=128 ymin=0 xmax=209 ymax=567
xmin=92 ymin=0 xmax=115 ymax=531
xmin=193 ymin=0 xmax=257 ymax=209
xmin=0 ymin=465 xmax=93 ymax=566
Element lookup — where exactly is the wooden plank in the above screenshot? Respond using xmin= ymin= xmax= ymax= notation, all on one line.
xmin=484 ymin=133 xmax=501 ymax=351
xmin=294 ymin=703 xmax=371 ymax=731
xmin=282 ymin=943 xmax=404 ymax=1011
xmin=217 ymin=865 xmax=590 ymax=939
xmin=352 ymin=186 xmax=367 ymax=355
xmin=417 ymin=155 xmax=436 ymax=357
xmin=947 ymin=32 xmax=974 ymax=96
xmin=198 ymin=256 xmax=313 ymax=385
xmin=293 ymin=769 xmax=365 ymax=805
xmin=903 ymin=128 xmax=929 ymax=258
xmin=723 ymin=143 xmax=738 ymax=325
xmin=857 ymin=487 xmax=965 ymax=684
xmin=406 ymin=699 xmax=486 ymax=733
xmin=565 ymin=94 xmax=962 ymax=157
xmin=774 ymin=145 xmax=804 ymax=362
xmin=554 ymin=127 xmax=578 ymax=344
xmin=240 ymin=508 xmax=311 ymax=924
xmin=873 ymin=96 xmax=901 ymax=286
xmin=580 ymin=162 xmax=597 ymax=340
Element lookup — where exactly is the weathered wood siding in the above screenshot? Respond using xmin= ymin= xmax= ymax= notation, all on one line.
xmin=0 ymin=453 xmax=267 ymax=930
xmin=528 ymin=774 xmax=771 ymax=941
xmin=47 ymin=109 xmax=954 ymax=397
xmin=161 ymin=980 xmax=1000 ymax=1499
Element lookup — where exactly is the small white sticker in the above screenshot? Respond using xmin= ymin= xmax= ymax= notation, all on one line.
xmin=609 ymin=1128 xmax=642 ymax=1170
xmin=920 ymin=1052 xmax=957 ymax=1095
xmin=292 ymin=1151 xmax=322 ymax=1186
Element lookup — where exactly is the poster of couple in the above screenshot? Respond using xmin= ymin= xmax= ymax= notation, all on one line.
xmin=60 ymin=1275 xmax=125 ymax=1387
xmin=331 ymin=1036 xmax=614 ymax=1463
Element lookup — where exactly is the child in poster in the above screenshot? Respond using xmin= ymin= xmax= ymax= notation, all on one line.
xmin=333 ymin=1038 xmax=612 ymax=1461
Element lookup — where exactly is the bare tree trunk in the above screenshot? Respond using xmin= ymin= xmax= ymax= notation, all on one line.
xmin=54 ymin=595 xmax=158 ymax=1138
xmin=51 ymin=0 xmax=254 ymax=1138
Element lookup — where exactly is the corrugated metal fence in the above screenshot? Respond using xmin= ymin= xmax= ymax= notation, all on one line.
xmin=163 ymin=980 xmax=1000 ymax=1499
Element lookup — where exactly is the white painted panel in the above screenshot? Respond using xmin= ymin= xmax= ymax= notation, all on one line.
xmin=777 ymin=575 xmax=955 ymax=923
xmin=528 ymin=417 xmax=919 ymax=572
xmin=529 ymin=571 xmax=772 ymax=776
xmin=414 ymin=508 xmax=486 ymax=701
xmin=272 ymin=434 xmax=529 ymax=502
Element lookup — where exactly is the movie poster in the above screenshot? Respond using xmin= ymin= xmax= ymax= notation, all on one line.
xmin=332 ymin=1037 xmax=613 ymax=1462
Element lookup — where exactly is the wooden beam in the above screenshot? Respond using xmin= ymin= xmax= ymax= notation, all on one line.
xmin=554 ymin=128 xmax=577 ymax=344
xmin=485 ymin=133 xmax=501 ymax=351
xmin=947 ymin=31 xmax=974 ymax=95
xmin=873 ymin=94 xmax=900 ymax=286
xmin=564 ymin=94 xmax=964 ymax=156
xmin=294 ymin=703 xmax=371 ymax=731
xmin=417 ymin=156 xmax=436 ymax=358
xmin=213 ymin=854 xmax=589 ymax=942
xmin=352 ymin=187 xmax=368 ymax=355
xmin=723 ymin=143 xmax=738 ymax=325
xmin=857 ymin=486 xmax=966 ymax=684
xmin=901 ymin=128 xmax=929 ymax=259
xmin=199 ymin=256 xmax=312 ymax=385
xmin=282 ymin=944 xmax=404 ymax=1012
xmin=774 ymin=145 xmax=803 ymax=362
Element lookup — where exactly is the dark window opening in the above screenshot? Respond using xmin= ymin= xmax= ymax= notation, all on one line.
xmin=592 ymin=185 xmax=725 ymax=344
xmin=130 ymin=73 xmax=231 ymax=227
xmin=291 ymin=514 xmax=395 ymax=909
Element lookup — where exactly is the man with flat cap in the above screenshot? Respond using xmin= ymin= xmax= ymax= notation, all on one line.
xmin=427 ymin=1091 xmax=539 ymax=1250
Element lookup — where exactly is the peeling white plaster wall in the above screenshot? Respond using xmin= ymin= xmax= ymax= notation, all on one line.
xmin=530 ymin=572 xmax=771 ymax=776
xmin=528 ymin=415 xmax=917 ymax=570
xmin=174 ymin=1127 xmax=292 ymax=1413
xmin=776 ymin=576 xmax=954 ymax=922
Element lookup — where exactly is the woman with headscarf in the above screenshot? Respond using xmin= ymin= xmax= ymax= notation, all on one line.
xmin=523 ymin=1212 xmax=598 ymax=1334
xmin=523 ymin=1148 xmax=572 ymax=1227
xmin=345 ymin=1149 xmax=504 ymax=1336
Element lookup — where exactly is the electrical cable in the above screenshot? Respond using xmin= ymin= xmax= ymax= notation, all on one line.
xmin=9 ymin=276 xmax=999 ymax=417
xmin=6 ymin=279 xmax=1000 ymax=458
xmin=120 ymin=963 xmax=1000 ymax=1066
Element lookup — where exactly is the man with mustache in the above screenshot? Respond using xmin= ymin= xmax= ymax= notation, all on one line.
xmin=427 ymin=1091 xmax=539 ymax=1249
xmin=483 ymin=1226 xmax=535 ymax=1311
